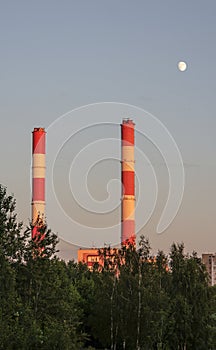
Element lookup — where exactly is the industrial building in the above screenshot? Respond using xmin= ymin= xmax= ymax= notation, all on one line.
xmin=30 ymin=125 xmax=216 ymax=275
xmin=202 ymin=253 xmax=216 ymax=286
xmin=78 ymin=118 xmax=136 ymax=267
xmin=121 ymin=118 xmax=135 ymax=245
xmin=31 ymin=127 xmax=46 ymax=239
xmin=78 ymin=248 xmax=101 ymax=270
xmin=30 ymin=120 xmax=136 ymax=265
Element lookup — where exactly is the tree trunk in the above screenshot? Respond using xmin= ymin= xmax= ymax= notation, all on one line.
xmin=136 ymin=262 xmax=141 ymax=350
xmin=110 ymin=276 xmax=116 ymax=350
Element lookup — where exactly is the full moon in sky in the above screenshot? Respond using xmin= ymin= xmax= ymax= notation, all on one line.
xmin=178 ymin=61 xmax=187 ymax=72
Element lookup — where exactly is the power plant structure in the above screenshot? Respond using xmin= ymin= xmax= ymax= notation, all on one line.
xmin=32 ymin=127 xmax=46 ymax=238
xmin=78 ymin=118 xmax=136 ymax=266
xmin=121 ymin=119 xmax=136 ymax=246
xmin=30 ymin=120 xmax=135 ymax=261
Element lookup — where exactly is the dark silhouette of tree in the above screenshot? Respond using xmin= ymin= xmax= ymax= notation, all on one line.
xmin=0 ymin=184 xmax=215 ymax=349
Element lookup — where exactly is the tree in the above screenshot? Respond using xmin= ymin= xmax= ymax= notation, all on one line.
xmin=16 ymin=230 xmax=85 ymax=349
xmin=1 ymin=185 xmax=214 ymax=349
xmin=168 ymin=243 xmax=210 ymax=350
xmin=0 ymin=252 xmax=20 ymax=349
xmin=0 ymin=185 xmax=27 ymax=348
xmin=208 ymin=285 xmax=216 ymax=348
xmin=67 ymin=260 xmax=95 ymax=348
xmin=0 ymin=184 xmax=25 ymax=262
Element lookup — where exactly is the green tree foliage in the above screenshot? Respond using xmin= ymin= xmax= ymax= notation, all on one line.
xmin=67 ymin=261 xmax=95 ymax=347
xmin=0 ymin=185 xmax=25 ymax=262
xmin=88 ymin=237 xmax=214 ymax=350
xmin=0 ymin=253 xmax=19 ymax=349
xmin=0 ymin=185 xmax=85 ymax=349
xmin=168 ymin=244 xmax=210 ymax=350
xmin=208 ymin=285 xmax=216 ymax=347
xmin=15 ymin=229 xmax=85 ymax=348
xmin=0 ymin=185 xmax=26 ymax=348
xmin=0 ymin=185 xmax=216 ymax=349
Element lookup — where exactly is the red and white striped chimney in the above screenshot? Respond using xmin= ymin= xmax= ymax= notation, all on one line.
xmin=32 ymin=128 xmax=46 ymax=236
xmin=121 ymin=119 xmax=135 ymax=246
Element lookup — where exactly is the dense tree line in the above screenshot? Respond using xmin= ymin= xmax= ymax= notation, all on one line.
xmin=0 ymin=184 xmax=216 ymax=349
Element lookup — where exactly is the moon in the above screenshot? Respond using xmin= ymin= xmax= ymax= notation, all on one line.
xmin=178 ymin=61 xmax=187 ymax=72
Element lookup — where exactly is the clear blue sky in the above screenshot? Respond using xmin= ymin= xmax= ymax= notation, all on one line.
xmin=1 ymin=1 xmax=216 ymax=254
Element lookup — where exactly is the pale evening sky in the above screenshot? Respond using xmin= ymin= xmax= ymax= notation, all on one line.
xmin=1 ymin=1 xmax=216 ymax=255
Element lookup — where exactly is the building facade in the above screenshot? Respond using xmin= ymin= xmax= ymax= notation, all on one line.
xmin=202 ymin=253 xmax=216 ymax=286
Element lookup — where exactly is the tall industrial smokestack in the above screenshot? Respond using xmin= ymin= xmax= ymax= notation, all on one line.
xmin=121 ymin=119 xmax=135 ymax=246
xmin=32 ymin=127 xmax=46 ymax=237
